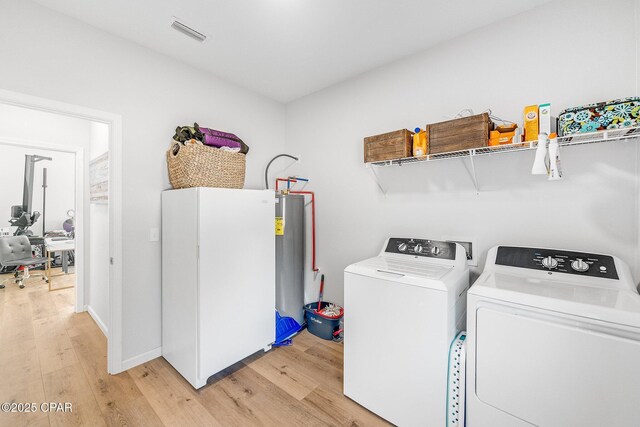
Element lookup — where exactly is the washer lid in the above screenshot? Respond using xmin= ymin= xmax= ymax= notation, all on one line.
xmin=470 ymin=271 xmax=640 ymax=328
xmin=344 ymin=256 xmax=455 ymax=290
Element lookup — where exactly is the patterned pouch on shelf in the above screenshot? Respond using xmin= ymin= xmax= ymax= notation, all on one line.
xmin=558 ymin=97 xmax=640 ymax=136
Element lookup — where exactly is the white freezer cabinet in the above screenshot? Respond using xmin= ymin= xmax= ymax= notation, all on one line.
xmin=161 ymin=187 xmax=275 ymax=388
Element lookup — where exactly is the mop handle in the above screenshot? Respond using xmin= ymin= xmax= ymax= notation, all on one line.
xmin=317 ymin=274 xmax=325 ymax=311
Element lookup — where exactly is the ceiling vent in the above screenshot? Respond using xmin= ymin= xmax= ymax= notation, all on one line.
xmin=171 ymin=18 xmax=207 ymax=43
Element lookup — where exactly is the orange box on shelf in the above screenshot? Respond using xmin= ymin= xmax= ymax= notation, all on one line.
xmin=488 ymin=124 xmax=518 ymax=146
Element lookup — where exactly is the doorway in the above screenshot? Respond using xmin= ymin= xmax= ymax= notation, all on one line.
xmin=0 ymin=142 xmax=80 ymax=295
xmin=0 ymin=89 xmax=124 ymax=374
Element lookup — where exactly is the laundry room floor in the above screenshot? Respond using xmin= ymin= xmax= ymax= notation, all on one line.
xmin=129 ymin=331 xmax=390 ymax=427
xmin=0 ymin=273 xmax=389 ymax=427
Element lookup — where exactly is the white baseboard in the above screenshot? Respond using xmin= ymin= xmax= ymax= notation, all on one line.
xmin=86 ymin=304 xmax=108 ymax=337
xmin=121 ymin=347 xmax=162 ymax=371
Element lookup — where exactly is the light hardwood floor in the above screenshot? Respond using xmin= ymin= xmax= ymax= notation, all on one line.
xmin=0 ymin=271 xmax=390 ymax=427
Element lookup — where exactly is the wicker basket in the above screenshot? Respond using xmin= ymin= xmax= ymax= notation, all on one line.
xmin=167 ymin=142 xmax=246 ymax=189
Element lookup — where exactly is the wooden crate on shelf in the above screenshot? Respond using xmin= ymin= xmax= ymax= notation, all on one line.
xmin=364 ymin=129 xmax=412 ymax=163
xmin=427 ymin=113 xmax=493 ymax=154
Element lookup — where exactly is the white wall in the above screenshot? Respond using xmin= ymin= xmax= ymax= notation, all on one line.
xmin=0 ymin=144 xmax=75 ymax=234
xmin=285 ymin=0 xmax=640 ymax=306
xmin=0 ymin=103 xmax=91 ymax=147
xmin=88 ymin=122 xmax=109 ymax=335
xmin=0 ymin=0 xmax=286 ymax=363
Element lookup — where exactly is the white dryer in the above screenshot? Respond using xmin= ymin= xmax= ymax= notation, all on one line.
xmin=344 ymin=238 xmax=469 ymax=427
xmin=467 ymin=246 xmax=640 ymax=427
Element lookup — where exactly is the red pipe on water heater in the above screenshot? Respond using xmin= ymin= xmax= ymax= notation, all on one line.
xmin=275 ymin=177 xmax=319 ymax=273
xmin=275 ymin=178 xmax=297 ymax=192
xmin=289 ymin=190 xmax=319 ymax=273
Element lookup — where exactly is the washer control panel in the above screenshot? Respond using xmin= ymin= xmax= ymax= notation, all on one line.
xmin=495 ymin=246 xmax=618 ymax=280
xmin=385 ymin=238 xmax=456 ymax=260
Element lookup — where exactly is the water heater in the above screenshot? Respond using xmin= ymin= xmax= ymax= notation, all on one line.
xmin=275 ymin=194 xmax=305 ymax=325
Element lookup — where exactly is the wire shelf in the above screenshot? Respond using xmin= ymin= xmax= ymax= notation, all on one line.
xmin=368 ymin=127 xmax=640 ymax=167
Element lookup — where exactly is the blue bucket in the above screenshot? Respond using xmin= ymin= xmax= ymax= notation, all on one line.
xmin=304 ymin=302 xmax=343 ymax=340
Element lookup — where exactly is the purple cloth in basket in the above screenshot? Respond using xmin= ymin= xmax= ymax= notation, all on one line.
xmin=199 ymin=127 xmax=242 ymax=150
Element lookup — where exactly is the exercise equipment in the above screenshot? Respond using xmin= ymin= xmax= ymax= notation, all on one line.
xmin=8 ymin=154 xmax=51 ymax=236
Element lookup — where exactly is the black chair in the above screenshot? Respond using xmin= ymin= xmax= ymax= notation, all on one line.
xmin=0 ymin=236 xmax=49 ymax=289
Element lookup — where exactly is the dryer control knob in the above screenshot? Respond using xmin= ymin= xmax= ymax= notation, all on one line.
xmin=398 ymin=243 xmax=408 ymax=252
xmin=431 ymin=246 xmax=441 ymax=256
xmin=542 ymin=256 xmax=558 ymax=269
xmin=414 ymin=244 xmax=423 ymax=254
xmin=571 ymin=258 xmax=589 ymax=272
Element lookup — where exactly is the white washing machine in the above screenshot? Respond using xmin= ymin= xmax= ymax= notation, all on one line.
xmin=467 ymin=246 xmax=640 ymax=427
xmin=344 ymin=238 xmax=469 ymax=427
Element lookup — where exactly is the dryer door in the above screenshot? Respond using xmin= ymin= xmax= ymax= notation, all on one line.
xmin=474 ymin=303 xmax=640 ymax=427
